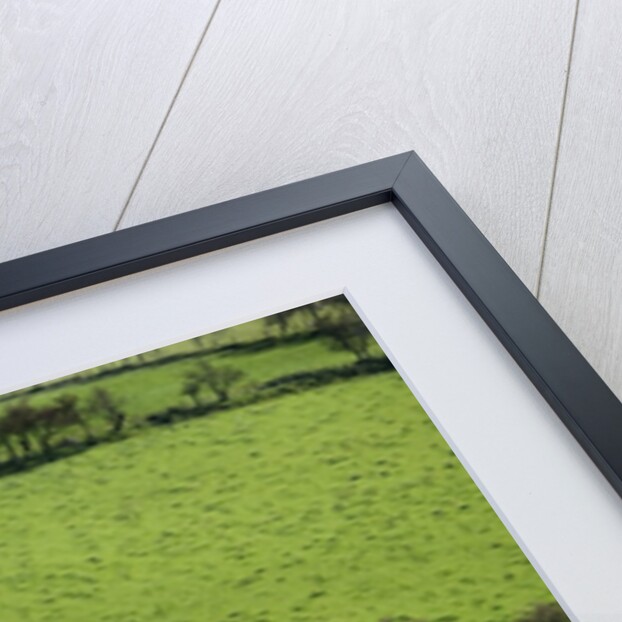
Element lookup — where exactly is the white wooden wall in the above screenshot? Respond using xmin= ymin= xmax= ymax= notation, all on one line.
xmin=1 ymin=1 xmax=620 ymax=400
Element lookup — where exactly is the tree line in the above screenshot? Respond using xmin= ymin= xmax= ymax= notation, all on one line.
xmin=265 ymin=297 xmax=374 ymax=361
xmin=0 ymin=298 xmax=376 ymax=466
xmin=0 ymin=388 xmax=125 ymax=462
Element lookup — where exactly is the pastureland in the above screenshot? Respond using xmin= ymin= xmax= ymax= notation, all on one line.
xmin=0 ymin=330 xmax=325 ymax=406
xmin=0 ymin=356 xmax=393 ymax=477
xmin=0 ymin=374 xmax=562 ymax=622
xmin=0 ymin=298 xmax=384 ymax=473
xmin=0 ymin=298 xmax=567 ymax=621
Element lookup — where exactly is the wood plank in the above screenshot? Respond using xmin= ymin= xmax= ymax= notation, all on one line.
xmin=539 ymin=1 xmax=622 ymax=400
xmin=0 ymin=0 xmax=218 ymax=262
xmin=119 ymin=0 xmax=576 ymax=290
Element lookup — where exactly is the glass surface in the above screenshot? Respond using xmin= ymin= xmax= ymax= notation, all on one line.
xmin=0 ymin=296 xmax=567 ymax=622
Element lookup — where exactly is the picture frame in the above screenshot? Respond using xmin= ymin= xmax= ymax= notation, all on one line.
xmin=2 ymin=150 xmax=620 ymax=501
xmin=1 ymin=152 xmax=621 ymax=619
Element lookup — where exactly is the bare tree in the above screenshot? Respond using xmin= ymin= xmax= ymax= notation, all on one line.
xmin=31 ymin=405 xmax=58 ymax=453
xmin=86 ymin=388 xmax=126 ymax=435
xmin=2 ymin=400 xmax=37 ymax=455
xmin=264 ymin=310 xmax=297 ymax=337
xmin=0 ymin=414 xmax=18 ymax=461
xmin=55 ymin=394 xmax=92 ymax=442
xmin=31 ymin=394 xmax=89 ymax=453
xmin=315 ymin=304 xmax=372 ymax=361
xmin=186 ymin=360 xmax=245 ymax=403
xmin=181 ymin=379 xmax=202 ymax=408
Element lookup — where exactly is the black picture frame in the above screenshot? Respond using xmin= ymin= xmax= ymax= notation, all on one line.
xmin=1 ymin=151 xmax=621 ymax=499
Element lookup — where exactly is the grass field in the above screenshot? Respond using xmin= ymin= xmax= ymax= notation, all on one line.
xmin=0 ymin=336 xmax=384 ymax=461
xmin=0 ymin=300 xmax=565 ymax=621
xmin=0 ymin=373 xmax=559 ymax=622
xmin=15 ymin=339 xmax=361 ymax=422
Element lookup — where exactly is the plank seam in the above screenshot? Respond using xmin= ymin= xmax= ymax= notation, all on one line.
xmin=535 ymin=0 xmax=581 ymax=298
xmin=113 ymin=0 xmax=225 ymax=232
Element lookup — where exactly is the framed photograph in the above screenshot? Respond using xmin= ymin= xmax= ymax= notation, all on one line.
xmin=1 ymin=152 xmax=620 ymax=621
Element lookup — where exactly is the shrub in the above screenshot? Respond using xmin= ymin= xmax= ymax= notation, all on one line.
xmin=185 ymin=361 xmax=246 ymax=403
xmin=315 ymin=304 xmax=373 ymax=361
xmin=86 ymin=388 xmax=126 ymax=435
xmin=516 ymin=602 xmax=569 ymax=622
xmin=1 ymin=400 xmax=37 ymax=455
xmin=181 ymin=380 xmax=202 ymax=408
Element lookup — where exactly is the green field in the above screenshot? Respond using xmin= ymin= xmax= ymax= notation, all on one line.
xmin=0 ymin=374 xmax=558 ymax=621
xmin=10 ymin=339 xmax=360 ymax=424
xmin=0 ymin=301 xmax=564 ymax=621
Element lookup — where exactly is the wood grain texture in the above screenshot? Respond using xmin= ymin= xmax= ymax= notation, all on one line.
xmin=539 ymin=1 xmax=622 ymax=400
xmin=119 ymin=0 xmax=576 ymax=290
xmin=0 ymin=0 xmax=218 ymax=262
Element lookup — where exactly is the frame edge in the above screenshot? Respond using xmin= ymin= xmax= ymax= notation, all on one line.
xmin=0 ymin=152 xmax=411 ymax=311
xmin=1 ymin=150 xmax=621 ymax=501
xmin=393 ymin=151 xmax=622 ymax=499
